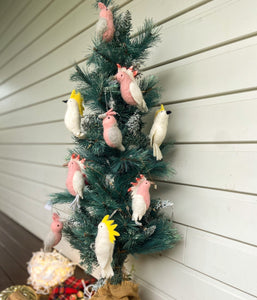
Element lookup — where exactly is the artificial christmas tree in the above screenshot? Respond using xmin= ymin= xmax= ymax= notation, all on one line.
xmin=49 ymin=0 xmax=179 ymax=293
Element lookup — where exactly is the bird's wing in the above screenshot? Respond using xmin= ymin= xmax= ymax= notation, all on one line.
xmin=129 ymin=81 xmax=144 ymax=106
xmin=73 ymin=171 xmax=84 ymax=199
xmin=149 ymin=124 xmax=157 ymax=146
xmin=44 ymin=232 xmax=56 ymax=252
xmin=96 ymin=241 xmax=114 ymax=270
xmin=96 ymin=18 xmax=107 ymax=36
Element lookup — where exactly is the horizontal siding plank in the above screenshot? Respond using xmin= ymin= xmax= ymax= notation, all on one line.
xmin=135 ymin=276 xmax=176 ymax=300
xmin=145 ymin=0 xmax=257 ymax=68
xmin=129 ymin=254 xmax=257 ymax=300
xmin=0 ymin=0 xmax=30 ymax=37
xmin=0 ymin=200 xmax=48 ymax=241
xmin=0 ymin=171 xmax=63 ymax=204
xmin=166 ymin=91 xmax=257 ymax=143
xmin=0 ymin=121 xmax=71 ymax=143
xmin=0 ymin=0 xmax=130 ymax=84
xmin=0 ymin=0 xmax=202 ymax=85
xmin=171 ymin=144 xmax=257 ymax=194
xmin=143 ymin=90 xmax=257 ymax=143
xmin=1 ymin=90 xmax=257 ymax=145
xmin=1 ymin=143 xmax=256 ymax=194
xmin=0 ymin=144 xmax=69 ymax=165
xmin=0 ymin=0 xmax=207 ymax=98
xmin=153 ymin=182 xmax=257 ymax=246
xmin=148 ymin=36 xmax=257 ymax=103
xmin=1 ymin=90 xmax=257 ymax=143
xmin=0 ymin=0 xmax=52 ymax=53
xmin=0 ymin=185 xmax=52 ymax=227
xmin=0 ymin=0 xmax=82 ymax=69
xmin=185 ymin=228 xmax=257 ymax=296
xmin=0 ymin=96 xmax=65 ymax=128
xmin=0 ymin=158 xmax=66 ymax=189
xmin=3 ymin=0 xmax=257 ymax=101
xmin=0 ymin=67 xmax=74 ymax=115
xmin=0 ymin=0 xmax=16 ymax=27
xmin=2 ymin=35 xmax=257 ymax=115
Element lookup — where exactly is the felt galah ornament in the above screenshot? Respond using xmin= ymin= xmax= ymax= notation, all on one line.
xmin=149 ymin=104 xmax=171 ymax=160
xmin=115 ymin=64 xmax=148 ymax=112
xmin=44 ymin=213 xmax=63 ymax=252
xmin=95 ymin=215 xmax=120 ymax=278
xmin=128 ymin=175 xmax=153 ymax=226
xmin=65 ymin=154 xmax=86 ymax=209
xmin=96 ymin=2 xmax=115 ymax=42
xmin=63 ymin=90 xmax=85 ymax=139
xmin=98 ymin=108 xmax=125 ymax=151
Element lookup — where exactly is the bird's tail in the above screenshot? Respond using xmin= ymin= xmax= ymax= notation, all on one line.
xmin=153 ymin=143 xmax=163 ymax=160
xmin=44 ymin=244 xmax=52 ymax=252
xmin=139 ymin=101 xmax=148 ymax=113
xmin=103 ymin=263 xmax=114 ymax=279
xmin=118 ymin=144 xmax=125 ymax=151
xmin=75 ymin=131 xmax=86 ymax=139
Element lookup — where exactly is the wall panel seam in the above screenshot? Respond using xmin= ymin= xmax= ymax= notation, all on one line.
xmin=0 ymin=170 xmax=63 ymax=190
xmin=155 ymin=180 xmax=257 ymax=197
xmin=0 ymin=0 xmax=54 ymax=55
xmin=171 ymin=221 xmax=257 ymax=249
xmin=0 ymin=0 xmax=86 ymax=70
xmin=0 ymin=0 xmax=32 ymax=39
xmin=161 ymin=253 xmax=257 ymax=299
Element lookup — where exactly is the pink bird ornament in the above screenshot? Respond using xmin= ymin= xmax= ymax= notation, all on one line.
xmin=128 ymin=174 xmax=154 ymax=225
xmin=99 ymin=108 xmax=125 ymax=151
xmin=115 ymin=64 xmax=148 ymax=112
xmin=44 ymin=213 xmax=63 ymax=252
xmin=65 ymin=154 xmax=86 ymax=209
xmin=96 ymin=2 xmax=115 ymax=42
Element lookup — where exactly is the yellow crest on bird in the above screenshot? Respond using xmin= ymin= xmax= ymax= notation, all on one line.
xmin=70 ymin=90 xmax=84 ymax=116
xmin=101 ymin=215 xmax=120 ymax=243
xmin=155 ymin=104 xmax=165 ymax=118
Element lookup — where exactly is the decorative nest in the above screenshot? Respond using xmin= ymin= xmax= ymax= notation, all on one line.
xmin=27 ymin=250 xmax=75 ymax=295
xmin=0 ymin=285 xmax=37 ymax=300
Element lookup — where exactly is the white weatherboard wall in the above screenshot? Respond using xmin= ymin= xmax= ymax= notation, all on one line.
xmin=0 ymin=0 xmax=257 ymax=299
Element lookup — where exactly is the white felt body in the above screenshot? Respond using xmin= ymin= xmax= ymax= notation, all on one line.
xmin=132 ymin=194 xmax=147 ymax=224
xmin=149 ymin=111 xmax=169 ymax=160
xmin=95 ymin=222 xmax=114 ymax=278
xmin=44 ymin=231 xmax=56 ymax=252
xmin=96 ymin=17 xmax=107 ymax=37
xmin=73 ymin=170 xmax=84 ymax=198
xmin=64 ymin=99 xmax=85 ymax=138
xmin=129 ymin=81 xmax=148 ymax=112
xmin=107 ymin=125 xmax=125 ymax=151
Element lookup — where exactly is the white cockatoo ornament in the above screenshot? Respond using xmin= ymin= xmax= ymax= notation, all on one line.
xmin=95 ymin=215 xmax=120 ymax=279
xmin=149 ymin=104 xmax=171 ymax=160
xmin=63 ymin=90 xmax=85 ymax=139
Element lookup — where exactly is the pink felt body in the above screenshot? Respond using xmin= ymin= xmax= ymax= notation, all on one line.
xmin=103 ymin=116 xmax=117 ymax=148
xmin=120 ymin=80 xmax=137 ymax=106
xmin=99 ymin=3 xmax=114 ymax=42
xmin=51 ymin=214 xmax=63 ymax=246
xmin=66 ymin=161 xmax=81 ymax=196
xmin=116 ymin=72 xmax=137 ymax=106
xmin=136 ymin=180 xmax=151 ymax=209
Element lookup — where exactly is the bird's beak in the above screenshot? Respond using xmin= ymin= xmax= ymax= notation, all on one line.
xmin=112 ymin=75 xmax=117 ymax=80
xmin=63 ymin=162 xmax=68 ymax=167
xmin=150 ymin=181 xmax=155 ymax=185
xmin=166 ymin=111 xmax=172 ymax=115
xmin=62 ymin=100 xmax=68 ymax=103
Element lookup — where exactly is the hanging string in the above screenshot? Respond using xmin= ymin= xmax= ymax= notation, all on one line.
xmin=104 ymin=88 xmax=108 ymax=111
